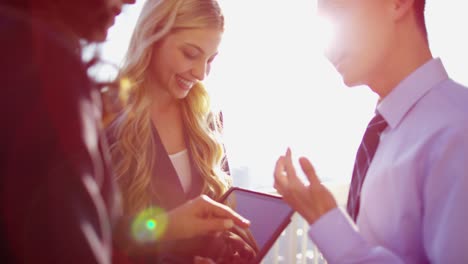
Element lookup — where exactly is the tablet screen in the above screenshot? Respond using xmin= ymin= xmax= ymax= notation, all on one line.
xmin=222 ymin=188 xmax=294 ymax=262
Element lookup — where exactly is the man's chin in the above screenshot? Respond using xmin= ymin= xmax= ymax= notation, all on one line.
xmin=341 ymin=75 xmax=362 ymax=88
xmin=86 ymin=29 xmax=108 ymax=43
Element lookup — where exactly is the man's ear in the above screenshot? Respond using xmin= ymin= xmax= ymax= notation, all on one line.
xmin=390 ymin=0 xmax=416 ymax=21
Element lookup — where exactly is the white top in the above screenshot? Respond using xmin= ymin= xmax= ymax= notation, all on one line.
xmin=168 ymin=149 xmax=192 ymax=193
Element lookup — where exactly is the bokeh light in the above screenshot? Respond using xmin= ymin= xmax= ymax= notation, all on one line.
xmin=146 ymin=219 xmax=157 ymax=230
xmin=119 ymin=77 xmax=132 ymax=102
xmin=120 ymin=77 xmax=132 ymax=91
xmin=131 ymin=207 xmax=168 ymax=243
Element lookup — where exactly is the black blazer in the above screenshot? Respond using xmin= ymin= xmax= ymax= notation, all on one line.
xmin=106 ymin=117 xmax=205 ymax=212
xmin=147 ymin=124 xmax=204 ymax=211
xmin=106 ymin=113 xmax=231 ymax=263
xmin=106 ymin=116 xmax=211 ymax=263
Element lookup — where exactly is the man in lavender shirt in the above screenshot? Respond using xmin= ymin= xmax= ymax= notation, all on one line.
xmin=273 ymin=0 xmax=468 ymax=263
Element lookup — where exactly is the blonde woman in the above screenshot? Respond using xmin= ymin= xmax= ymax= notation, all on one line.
xmin=107 ymin=0 xmax=255 ymax=262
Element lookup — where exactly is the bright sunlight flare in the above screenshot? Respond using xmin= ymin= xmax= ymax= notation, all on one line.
xmin=102 ymin=0 xmax=468 ymax=190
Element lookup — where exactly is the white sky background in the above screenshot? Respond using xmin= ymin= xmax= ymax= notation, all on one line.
xmin=101 ymin=0 xmax=468 ymax=189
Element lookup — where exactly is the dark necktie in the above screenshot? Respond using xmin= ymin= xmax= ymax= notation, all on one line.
xmin=346 ymin=113 xmax=388 ymax=221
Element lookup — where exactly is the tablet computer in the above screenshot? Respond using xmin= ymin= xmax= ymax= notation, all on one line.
xmin=220 ymin=187 xmax=294 ymax=263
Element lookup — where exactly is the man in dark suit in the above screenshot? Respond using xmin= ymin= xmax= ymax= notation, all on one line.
xmin=0 ymin=1 xmax=249 ymax=263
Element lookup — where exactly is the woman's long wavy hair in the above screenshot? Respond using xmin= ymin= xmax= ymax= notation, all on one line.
xmin=109 ymin=0 xmax=229 ymax=215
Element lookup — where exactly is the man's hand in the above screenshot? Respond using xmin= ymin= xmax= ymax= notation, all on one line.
xmin=163 ymin=195 xmax=250 ymax=241
xmin=273 ymin=148 xmax=338 ymax=225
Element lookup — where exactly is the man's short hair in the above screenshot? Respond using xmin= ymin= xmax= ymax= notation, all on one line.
xmin=415 ymin=0 xmax=427 ymax=39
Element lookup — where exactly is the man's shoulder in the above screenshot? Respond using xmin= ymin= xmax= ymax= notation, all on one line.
xmin=425 ymin=79 xmax=468 ymax=123
xmin=407 ymin=79 xmax=468 ymax=122
xmin=0 ymin=7 xmax=89 ymax=99
xmin=438 ymin=79 xmax=468 ymax=113
xmin=0 ymin=7 xmax=84 ymax=72
xmin=392 ymin=79 xmax=468 ymax=149
xmin=0 ymin=7 xmax=92 ymax=145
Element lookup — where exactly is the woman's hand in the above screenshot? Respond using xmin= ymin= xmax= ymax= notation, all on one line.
xmin=193 ymin=228 xmax=257 ymax=264
xmin=163 ymin=195 xmax=250 ymax=241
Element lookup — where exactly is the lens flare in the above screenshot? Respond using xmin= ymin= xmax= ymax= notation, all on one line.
xmin=119 ymin=77 xmax=132 ymax=102
xmin=120 ymin=77 xmax=132 ymax=91
xmin=314 ymin=15 xmax=338 ymax=53
xmin=131 ymin=207 xmax=168 ymax=243
xmin=146 ymin=219 xmax=157 ymax=230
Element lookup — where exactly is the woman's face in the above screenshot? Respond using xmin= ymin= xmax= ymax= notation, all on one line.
xmin=150 ymin=28 xmax=222 ymax=100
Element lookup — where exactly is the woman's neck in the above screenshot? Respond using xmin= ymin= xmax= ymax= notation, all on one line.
xmin=151 ymin=100 xmax=180 ymax=120
xmin=149 ymin=81 xmax=181 ymax=114
xmin=149 ymin=87 xmax=186 ymax=155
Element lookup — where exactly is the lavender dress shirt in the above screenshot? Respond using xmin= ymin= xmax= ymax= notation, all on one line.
xmin=308 ymin=58 xmax=468 ymax=263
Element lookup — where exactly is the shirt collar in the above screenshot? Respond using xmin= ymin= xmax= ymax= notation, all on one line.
xmin=377 ymin=58 xmax=449 ymax=129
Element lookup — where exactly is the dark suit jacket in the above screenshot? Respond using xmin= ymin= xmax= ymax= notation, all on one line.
xmin=147 ymin=124 xmax=205 ymax=210
xmin=106 ymin=114 xmax=229 ymax=263
xmin=106 ymin=118 xmax=204 ymax=212
xmin=0 ymin=6 xmax=120 ymax=264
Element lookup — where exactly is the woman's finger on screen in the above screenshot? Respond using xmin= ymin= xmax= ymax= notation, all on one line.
xmin=198 ymin=195 xmax=250 ymax=228
xmin=195 ymin=217 xmax=235 ymax=234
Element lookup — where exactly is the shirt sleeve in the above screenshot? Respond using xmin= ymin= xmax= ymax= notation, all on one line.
xmin=308 ymin=208 xmax=403 ymax=264
xmin=422 ymin=124 xmax=468 ymax=263
xmin=308 ymin=124 xmax=468 ymax=264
